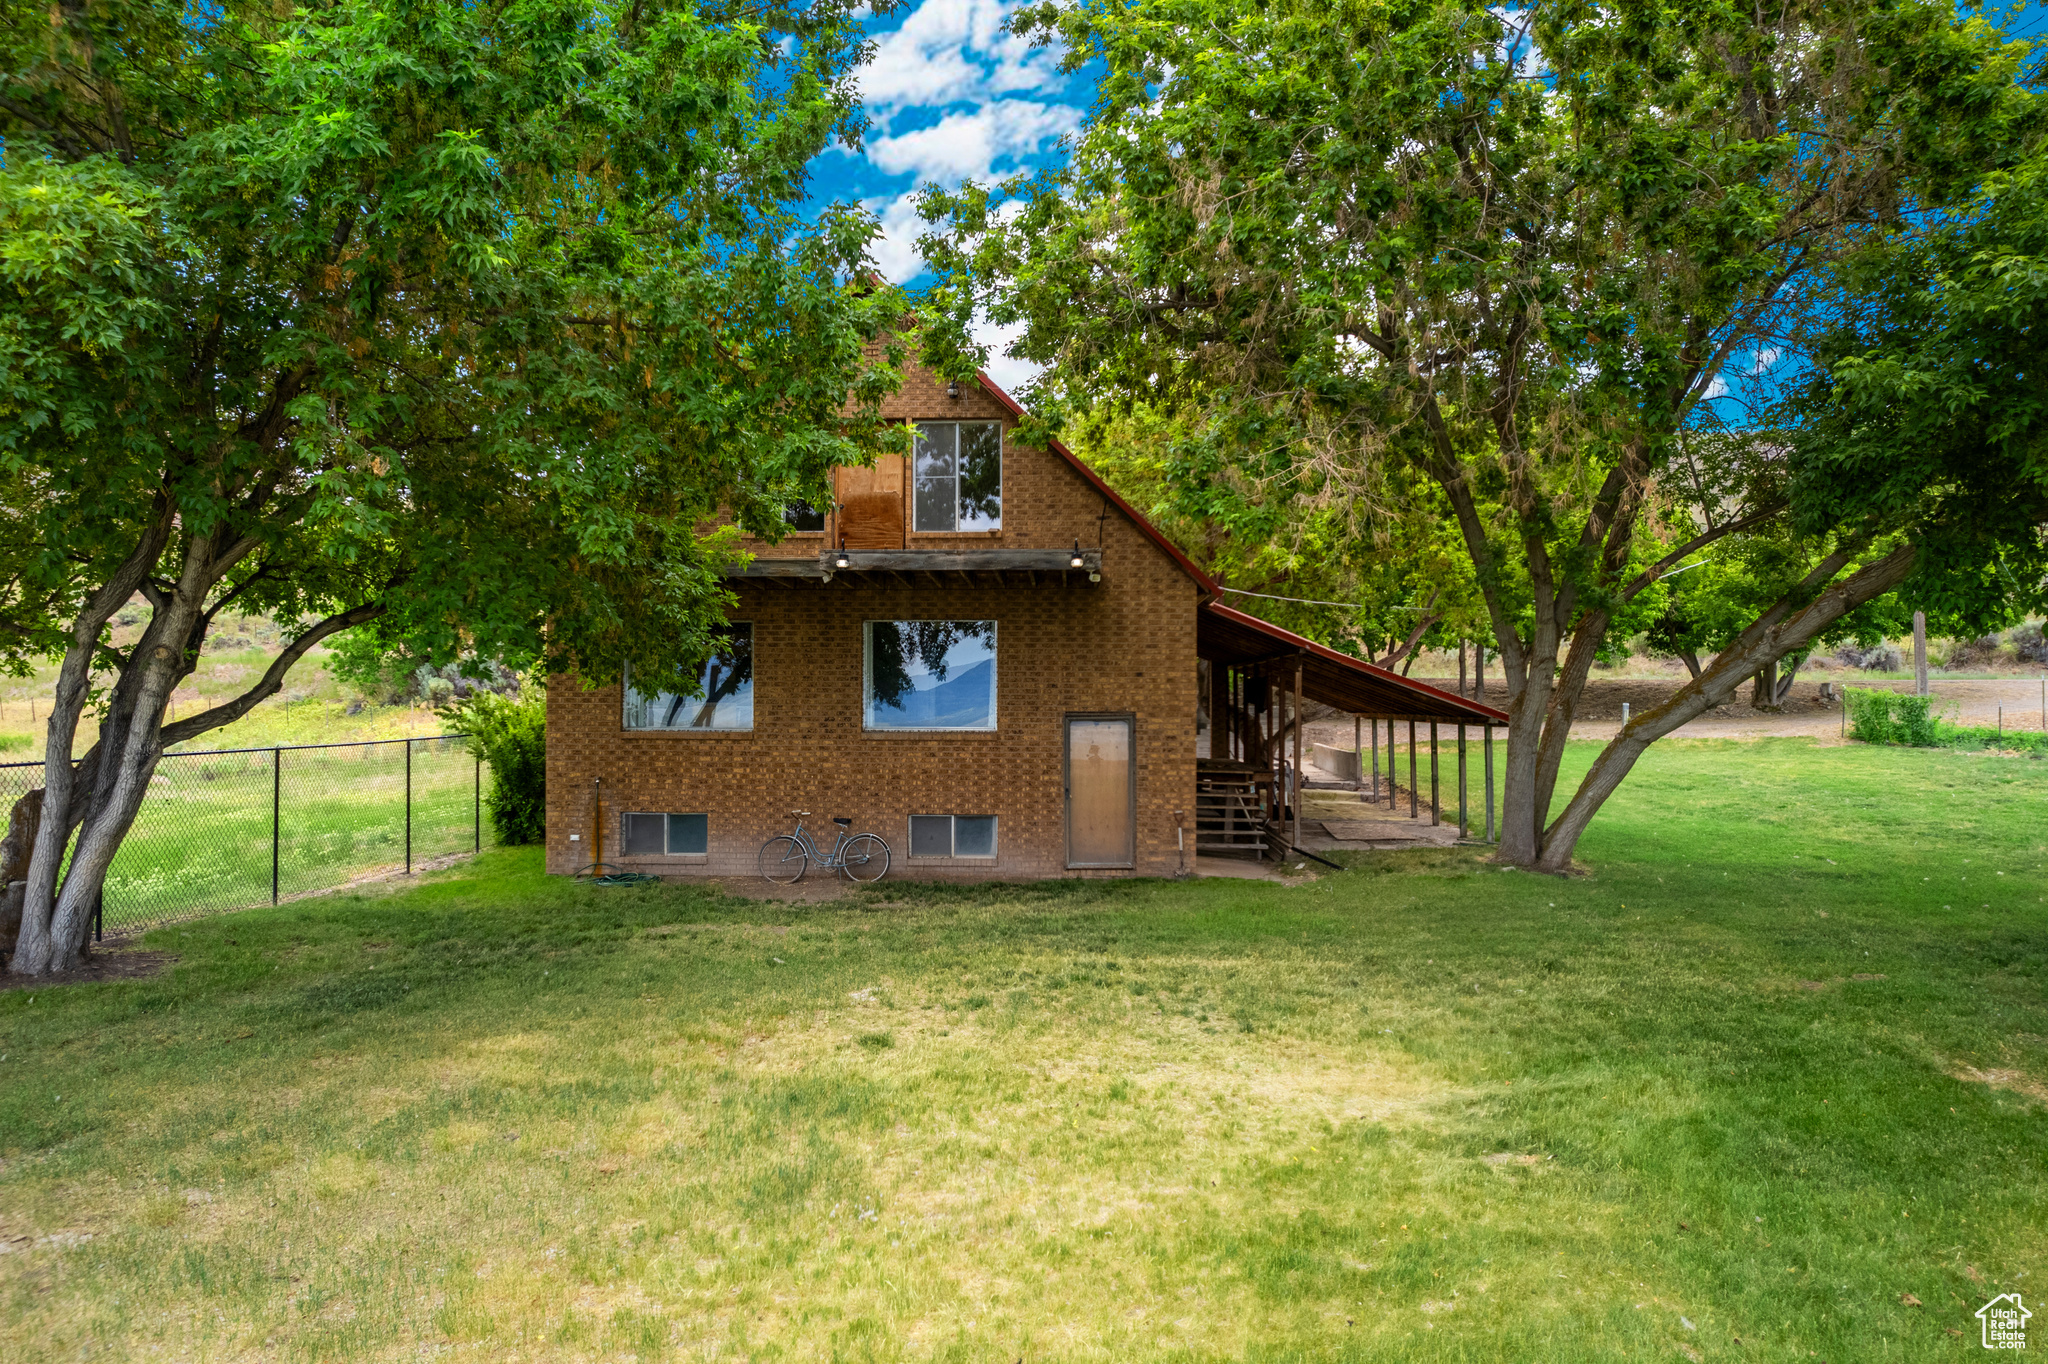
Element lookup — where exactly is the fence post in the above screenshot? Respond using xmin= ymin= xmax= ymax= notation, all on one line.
xmin=405 ymin=738 xmax=413 ymax=875
xmin=271 ymin=746 xmax=280 ymax=905
xmin=474 ymin=753 xmax=481 ymax=853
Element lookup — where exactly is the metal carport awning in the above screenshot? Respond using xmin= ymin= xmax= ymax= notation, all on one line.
xmin=1198 ymin=601 xmax=1508 ymax=724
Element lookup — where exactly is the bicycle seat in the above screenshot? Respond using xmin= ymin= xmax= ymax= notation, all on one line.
xmin=832 ymin=816 xmax=852 ymax=827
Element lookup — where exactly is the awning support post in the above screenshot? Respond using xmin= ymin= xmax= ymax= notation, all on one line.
xmin=1429 ymin=721 xmax=1440 ymax=827
xmin=1457 ymin=723 xmax=1467 ymax=839
xmin=1484 ymin=724 xmax=1496 ymax=842
xmin=1408 ymin=720 xmax=1418 ymax=820
xmin=1370 ymin=717 xmax=1379 ymax=803
xmin=1293 ymin=660 xmax=1304 ymax=852
xmin=1353 ymin=714 xmax=1363 ymax=793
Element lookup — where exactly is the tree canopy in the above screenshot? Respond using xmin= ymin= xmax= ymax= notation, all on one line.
xmin=0 ymin=0 xmax=910 ymax=973
xmin=921 ymin=0 xmax=2047 ymax=869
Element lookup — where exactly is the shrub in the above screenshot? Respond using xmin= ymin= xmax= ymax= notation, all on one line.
xmin=2012 ymin=622 xmax=2048 ymax=665
xmin=448 ymin=688 xmax=545 ymax=844
xmin=1844 ymin=689 xmax=1943 ymax=746
xmin=1834 ymin=640 xmax=1901 ymax=671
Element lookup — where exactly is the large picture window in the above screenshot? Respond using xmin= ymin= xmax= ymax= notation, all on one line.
xmin=623 ymin=626 xmax=753 ymax=731
xmin=864 ymin=621 xmax=996 ymax=730
xmin=912 ymin=422 xmax=1001 ymax=532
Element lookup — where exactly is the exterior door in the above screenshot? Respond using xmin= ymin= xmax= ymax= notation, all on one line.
xmin=1065 ymin=714 xmax=1135 ymax=868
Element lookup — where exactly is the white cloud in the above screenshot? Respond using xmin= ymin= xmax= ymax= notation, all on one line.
xmin=866 ymin=101 xmax=1079 ymax=185
xmin=973 ymin=314 xmax=1040 ymax=393
xmin=859 ymin=0 xmax=1063 ymax=112
xmin=865 ymin=193 xmax=932 ymax=283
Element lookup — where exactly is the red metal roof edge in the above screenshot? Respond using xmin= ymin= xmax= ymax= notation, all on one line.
xmin=1203 ymin=599 xmax=1512 ymax=723
xmin=975 ymin=370 xmax=1219 ymax=597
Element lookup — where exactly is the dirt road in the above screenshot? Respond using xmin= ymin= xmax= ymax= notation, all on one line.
xmin=1302 ymin=676 xmax=2048 ymax=749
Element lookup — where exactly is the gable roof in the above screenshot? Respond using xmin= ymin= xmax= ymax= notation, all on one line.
xmin=975 ymin=371 xmax=1510 ymax=726
xmin=974 ymin=370 xmax=1218 ymax=595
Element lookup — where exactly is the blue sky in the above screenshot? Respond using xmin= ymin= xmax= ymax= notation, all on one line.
xmin=815 ymin=0 xmax=1093 ymax=390
xmin=824 ymin=0 xmax=2048 ymax=394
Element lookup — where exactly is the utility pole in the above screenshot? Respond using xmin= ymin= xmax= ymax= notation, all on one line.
xmin=1913 ymin=610 xmax=1928 ymax=696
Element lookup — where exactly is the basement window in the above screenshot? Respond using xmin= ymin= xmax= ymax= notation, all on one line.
xmin=912 ymin=422 xmax=1002 ymax=532
xmin=623 ymin=625 xmax=753 ymax=731
xmin=909 ymin=815 xmax=997 ymax=859
xmin=622 ymin=812 xmax=708 ymax=857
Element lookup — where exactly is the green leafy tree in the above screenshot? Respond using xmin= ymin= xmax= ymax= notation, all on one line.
xmin=922 ymin=0 xmax=2044 ymax=870
xmin=448 ymin=688 xmax=547 ymax=845
xmin=1066 ymin=399 xmax=1491 ymax=669
xmin=0 ymin=0 xmax=910 ymax=974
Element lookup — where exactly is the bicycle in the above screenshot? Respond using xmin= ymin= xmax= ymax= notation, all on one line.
xmin=758 ymin=810 xmax=890 ymax=885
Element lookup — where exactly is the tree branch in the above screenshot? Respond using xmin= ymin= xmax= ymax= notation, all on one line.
xmin=159 ymin=603 xmax=385 ymax=747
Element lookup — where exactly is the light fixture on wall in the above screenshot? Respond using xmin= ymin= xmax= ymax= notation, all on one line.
xmin=1069 ymin=540 xmax=1086 ymax=569
xmin=835 ymin=549 xmax=851 ymax=569
xmin=946 ymin=378 xmax=962 ymax=400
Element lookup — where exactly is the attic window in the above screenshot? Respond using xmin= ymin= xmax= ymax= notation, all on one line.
xmin=912 ymin=422 xmax=1001 ymax=532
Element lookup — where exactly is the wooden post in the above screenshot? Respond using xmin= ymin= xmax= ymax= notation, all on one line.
xmin=1408 ymin=720 xmax=1418 ymax=819
xmin=1353 ymin=714 xmax=1363 ymax=793
xmin=1475 ymin=644 xmax=1485 ymax=701
xmin=1429 ymin=721 xmax=1440 ymax=827
xmin=1914 ymin=610 xmax=1928 ymax=696
xmin=1293 ymin=659 xmax=1304 ymax=852
xmin=1209 ymin=659 xmax=1229 ymax=762
xmin=1370 ymin=717 xmax=1380 ymax=803
xmin=1457 ymin=723 xmax=1467 ymax=839
xmin=1484 ymin=724 xmax=1495 ymax=841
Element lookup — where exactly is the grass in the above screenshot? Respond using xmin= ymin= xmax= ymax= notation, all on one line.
xmin=1 ymin=737 xmax=2044 ymax=1360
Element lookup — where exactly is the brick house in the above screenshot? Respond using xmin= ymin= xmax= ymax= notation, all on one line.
xmin=544 ymin=363 xmax=1505 ymax=881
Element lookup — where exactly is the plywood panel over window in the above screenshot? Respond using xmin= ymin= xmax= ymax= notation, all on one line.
xmin=837 ymin=455 xmax=904 ymax=549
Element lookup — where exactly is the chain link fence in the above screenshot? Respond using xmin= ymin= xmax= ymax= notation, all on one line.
xmin=0 ymin=735 xmax=491 ymax=936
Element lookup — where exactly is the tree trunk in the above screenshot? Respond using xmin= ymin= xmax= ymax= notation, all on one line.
xmin=1752 ymin=658 xmax=1781 ymax=711
xmin=1775 ymin=650 xmax=1808 ymax=704
xmin=1531 ymin=546 xmax=1917 ymax=872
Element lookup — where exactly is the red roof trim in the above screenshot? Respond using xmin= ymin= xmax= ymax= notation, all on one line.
xmin=1205 ymin=600 xmax=1512 ymax=723
xmin=975 ymin=370 xmax=1218 ymax=596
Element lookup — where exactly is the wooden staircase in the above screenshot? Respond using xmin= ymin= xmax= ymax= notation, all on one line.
xmin=1195 ymin=760 xmax=1271 ymax=859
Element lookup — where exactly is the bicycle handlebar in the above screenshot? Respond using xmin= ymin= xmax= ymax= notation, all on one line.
xmin=790 ymin=809 xmax=810 ymax=817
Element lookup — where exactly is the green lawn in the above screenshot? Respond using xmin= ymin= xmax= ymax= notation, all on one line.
xmin=1 ymin=738 xmax=2044 ymax=1361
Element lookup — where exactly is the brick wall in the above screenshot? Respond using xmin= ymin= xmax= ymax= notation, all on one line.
xmin=544 ymin=373 xmax=1203 ymax=881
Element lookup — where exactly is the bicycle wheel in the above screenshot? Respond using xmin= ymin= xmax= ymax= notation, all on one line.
xmin=757 ymin=835 xmax=808 ymax=885
xmin=838 ymin=833 xmax=890 ymax=883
